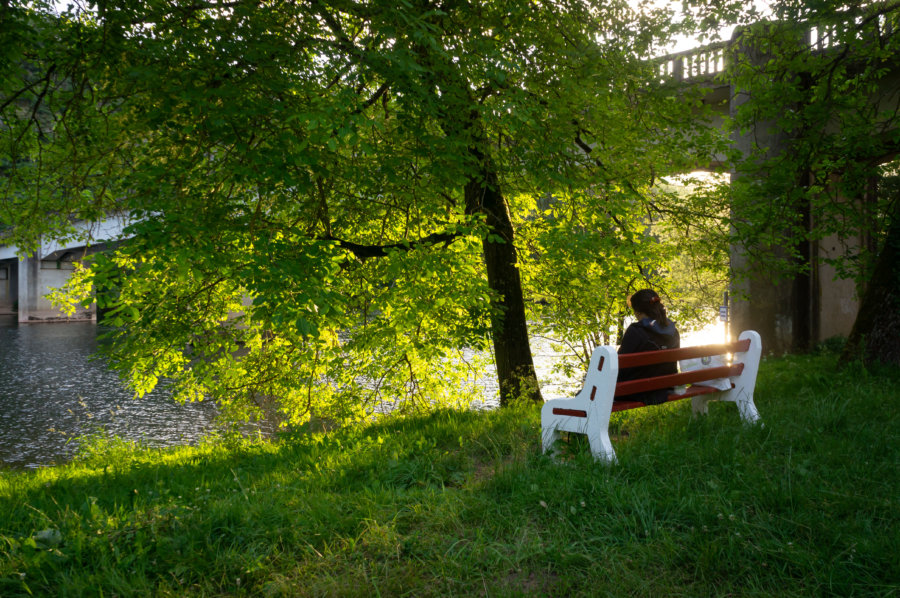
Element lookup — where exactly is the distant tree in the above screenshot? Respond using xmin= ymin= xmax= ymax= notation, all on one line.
xmin=515 ymin=173 xmax=732 ymax=380
xmin=1 ymin=0 xmax=728 ymax=423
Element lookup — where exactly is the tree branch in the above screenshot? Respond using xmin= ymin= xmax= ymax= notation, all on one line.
xmin=0 ymin=65 xmax=56 ymax=114
xmin=323 ymin=229 xmax=463 ymax=260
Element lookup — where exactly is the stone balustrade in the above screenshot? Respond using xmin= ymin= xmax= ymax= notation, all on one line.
xmin=657 ymin=8 xmax=897 ymax=83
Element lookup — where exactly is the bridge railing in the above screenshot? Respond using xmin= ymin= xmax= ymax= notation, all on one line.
xmin=657 ymin=42 xmax=728 ymax=83
xmin=659 ymin=7 xmax=897 ymax=83
xmin=809 ymin=10 xmax=895 ymax=51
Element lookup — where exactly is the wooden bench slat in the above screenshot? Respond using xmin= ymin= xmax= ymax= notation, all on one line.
xmin=611 ymin=383 xmax=730 ymax=412
xmin=617 ymin=338 xmax=751 ymax=368
xmin=551 ymin=407 xmax=588 ymax=418
xmin=614 ymin=363 xmax=744 ymax=397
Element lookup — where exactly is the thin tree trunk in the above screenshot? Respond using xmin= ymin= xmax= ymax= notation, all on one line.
xmin=429 ymin=55 xmax=543 ymax=405
xmin=841 ymin=200 xmax=900 ymax=366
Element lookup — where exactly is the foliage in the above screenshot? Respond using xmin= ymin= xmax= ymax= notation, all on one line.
xmin=644 ymin=174 xmax=732 ymax=331
xmin=841 ymin=162 xmax=900 ymax=366
xmin=516 ymin=171 xmax=732 ymax=380
xmin=1 ymin=353 xmax=898 ymax=596
xmin=724 ymin=1 xmax=900 ymax=285
xmin=0 ymin=0 xmax=731 ymax=420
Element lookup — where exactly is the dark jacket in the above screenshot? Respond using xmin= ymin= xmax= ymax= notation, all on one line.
xmin=617 ymin=318 xmax=680 ymax=405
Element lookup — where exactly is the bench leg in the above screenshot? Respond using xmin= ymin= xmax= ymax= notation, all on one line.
xmin=733 ymin=388 xmax=761 ymax=424
xmin=691 ymin=390 xmax=761 ymax=425
xmin=542 ymin=426 xmax=562 ymax=456
xmin=587 ymin=429 xmax=617 ymax=464
xmin=691 ymin=395 xmax=712 ymax=417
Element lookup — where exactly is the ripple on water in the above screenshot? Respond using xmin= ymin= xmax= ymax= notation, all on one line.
xmin=0 ymin=315 xmax=218 ymax=469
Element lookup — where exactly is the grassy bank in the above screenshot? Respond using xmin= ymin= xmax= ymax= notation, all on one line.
xmin=1 ymin=352 xmax=898 ymax=597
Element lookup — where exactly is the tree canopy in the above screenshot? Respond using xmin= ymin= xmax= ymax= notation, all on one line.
xmin=1 ymin=0 xmax=741 ymax=424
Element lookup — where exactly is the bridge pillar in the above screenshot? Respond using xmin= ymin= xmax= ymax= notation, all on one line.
xmin=0 ymin=259 xmax=16 ymax=315
xmin=725 ymin=20 xmax=892 ymax=353
xmin=17 ymin=254 xmax=94 ymax=323
xmin=728 ymin=23 xmax=819 ymax=354
xmin=811 ymin=177 xmax=878 ymax=341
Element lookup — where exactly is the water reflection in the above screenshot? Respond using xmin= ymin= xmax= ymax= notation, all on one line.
xmin=0 ymin=315 xmax=217 ymax=469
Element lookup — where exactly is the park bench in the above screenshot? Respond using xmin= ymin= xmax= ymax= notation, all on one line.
xmin=541 ymin=330 xmax=762 ymax=463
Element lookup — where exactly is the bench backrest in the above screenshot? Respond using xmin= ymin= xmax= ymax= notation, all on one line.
xmin=614 ymin=338 xmax=751 ymax=397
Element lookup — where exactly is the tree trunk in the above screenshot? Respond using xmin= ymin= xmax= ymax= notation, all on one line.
xmin=429 ymin=55 xmax=543 ymax=405
xmin=465 ymin=157 xmax=543 ymax=405
xmin=841 ymin=200 xmax=900 ymax=367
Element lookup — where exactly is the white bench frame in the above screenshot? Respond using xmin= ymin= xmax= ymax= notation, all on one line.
xmin=540 ymin=330 xmax=762 ymax=463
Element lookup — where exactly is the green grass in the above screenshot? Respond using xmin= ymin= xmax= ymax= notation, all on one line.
xmin=1 ymin=352 xmax=898 ymax=596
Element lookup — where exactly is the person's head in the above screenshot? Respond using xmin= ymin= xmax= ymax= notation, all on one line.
xmin=628 ymin=288 xmax=669 ymax=325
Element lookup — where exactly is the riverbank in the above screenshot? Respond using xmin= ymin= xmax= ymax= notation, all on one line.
xmin=1 ymin=351 xmax=898 ymax=596
xmin=0 ymin=313 xmax=724 ymax=469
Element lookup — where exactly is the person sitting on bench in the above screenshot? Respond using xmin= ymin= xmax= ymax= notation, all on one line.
xmin=617 ymin=289 xmax=680 ymax=405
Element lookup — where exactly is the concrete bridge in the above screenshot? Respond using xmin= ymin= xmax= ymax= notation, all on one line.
xmin=0 ymin=217 xmax=129 ymax=322
xmin=657 ymin=14 xmax=900 ymax=354
xmin=2 ymin=12 xmax=899 ymax=357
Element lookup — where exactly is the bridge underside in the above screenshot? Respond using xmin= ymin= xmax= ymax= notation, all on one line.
xmin=0 ymin=219 xmax=128 ymax=323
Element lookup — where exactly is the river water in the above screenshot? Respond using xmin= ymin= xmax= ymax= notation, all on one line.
xmin=0 ymin=317 xmax=579 ymax=469
xmin=0 ymin=315 xmax=722 ymax=469
xmin=0 ymin=316 xmax=218 ymax=469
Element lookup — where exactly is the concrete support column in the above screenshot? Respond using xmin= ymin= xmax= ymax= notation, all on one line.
xmin=728 ymin=23 xmax=811 ymax=355
xmin=17 ymin=255 xmax=40 ymax=322
xmin=17 ymin=254 xmax=94 ymax=323
xmin=813 ymin=177 xmax=871 ymax=341
xmin=0 ymin=259 xmax=15 ymax=315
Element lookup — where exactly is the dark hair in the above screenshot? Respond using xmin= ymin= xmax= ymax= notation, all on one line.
xmin=628 ymin=289 xmax=670 ymax=326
